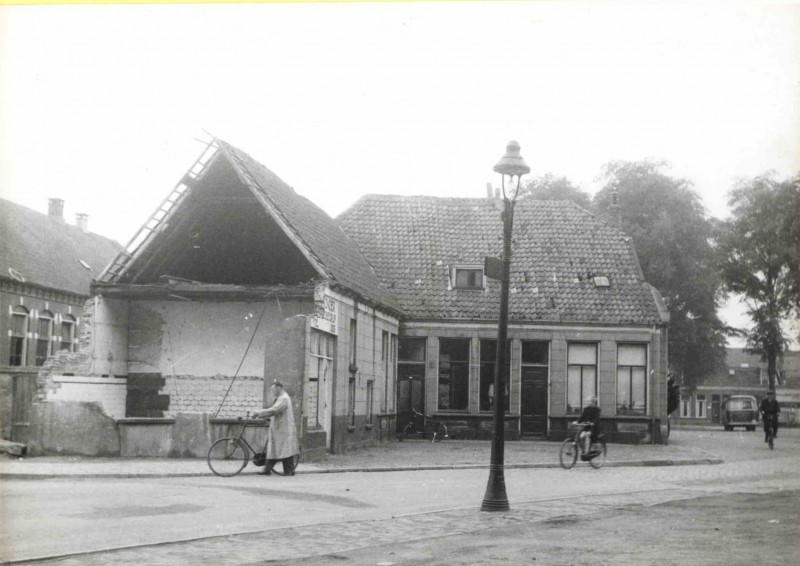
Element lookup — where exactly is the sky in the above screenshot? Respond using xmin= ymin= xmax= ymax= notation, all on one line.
xmin=1 ymin=1 xmax=798 ymax=344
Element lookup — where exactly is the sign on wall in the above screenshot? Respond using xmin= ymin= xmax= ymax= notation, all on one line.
xmin=311 ymin=287 xmax=338 ymax=335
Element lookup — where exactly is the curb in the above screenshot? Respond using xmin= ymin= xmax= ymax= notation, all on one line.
xmin=0 ymin=458 xmax=723 ymax=480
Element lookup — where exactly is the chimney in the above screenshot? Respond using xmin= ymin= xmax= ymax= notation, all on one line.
xmin=48 ymin=198 xmax=65 ymax=221
xmin=609 ymin=189 xmax=621 ymax=228
xmin=75 ymin=213 xmax=89 ymax=233
xmin=486 ymin=183 xmax=493 ymax=198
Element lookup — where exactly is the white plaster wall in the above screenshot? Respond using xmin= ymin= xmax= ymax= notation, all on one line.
xmin=128 ymin=299 xmax=312 ymax=377
xmin=48 ymin=375 xmax=127 ymax=419
xmin=91 ymin=297 xmax=129 ymax=377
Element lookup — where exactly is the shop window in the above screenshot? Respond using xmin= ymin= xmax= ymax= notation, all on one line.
xmin=60 ymin=314 xmax=77 ymax=353
xmin=308 ymin=330 xmax=333 ymax=428
xmin=35 ymin=310 xmax=54 ymax=366
xmin=438 ymin=338 xmax=469 ymax=411
xmin=479 ymin=339 xmax=510 ymax=411
xmin=567 ymin=343 xmax=597 ymax=413
xmin=681 ymin=397 xmax=690 ymax=417
xmin=616 ymin=344 xmax=647 ymax=415
xmin=9 ymin=306 xmax=29 ymax=366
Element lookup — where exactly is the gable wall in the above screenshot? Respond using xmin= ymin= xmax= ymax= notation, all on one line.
xmin=126 ymin=298 xmax=315 ymax=418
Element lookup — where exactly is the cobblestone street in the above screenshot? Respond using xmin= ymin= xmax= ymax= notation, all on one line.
xmin=3 ymin=428 xmax=798 ymax=564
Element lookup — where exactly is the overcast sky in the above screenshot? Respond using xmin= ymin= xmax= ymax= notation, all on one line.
xmin=1 ymin=1 xmax=798 ymax=344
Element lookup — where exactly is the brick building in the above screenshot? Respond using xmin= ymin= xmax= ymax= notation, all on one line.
xmin=25 ymin=138 xmax=671 ymax=457
xmin=675 ymin=347 xmax=800 ymax=427
xmin=0 ymin=198 xmax=121 ymax=443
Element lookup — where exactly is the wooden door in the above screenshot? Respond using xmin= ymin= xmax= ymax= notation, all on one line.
xmin=521 ymin=366 xmax=548 ymax=436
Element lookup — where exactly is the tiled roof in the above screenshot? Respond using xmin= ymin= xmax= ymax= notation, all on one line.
xmin=0 ymin=198 xmax=122 ymax=297
xmin=337 ymin=195 xmax=667 ymax=325
xmin=217 ymin=141 xmax=399 ymax=312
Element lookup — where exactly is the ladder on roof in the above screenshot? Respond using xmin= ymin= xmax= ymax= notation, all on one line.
xmin=98 ymin=139 xmax=219 ymax=283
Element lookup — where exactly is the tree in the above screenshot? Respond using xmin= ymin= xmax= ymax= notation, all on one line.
xmin=718 ymin=174 xmax=800 ymax=390
xmin=594 ymin=160 xmax=728 ymax=390
xmin=520 ymin=173 xmax=592 ymax=209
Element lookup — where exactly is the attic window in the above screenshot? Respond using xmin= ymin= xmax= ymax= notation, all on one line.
xmin=593 ymin=276 xmax=610 ymax=288
xmin=453 ymin=266 xmax=484 ymax=289
xmin=8 ymin=268 xmax=25 ymax=282
xmin=79 ymin=260 xmax=92 ymax=271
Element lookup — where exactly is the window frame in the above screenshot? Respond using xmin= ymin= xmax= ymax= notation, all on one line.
xmin=479 ymin=338 xmax=511 ymax=412
xmin=35 ymin=310 xmax=54 ymax=367
xmin=60 ymin=314 xmax=77 ymax=353
xmin=308 ymin=330 xmax=333 ymax=429
xmin=452 ymin=265 xmax=485 ymax=290
xmin=695 ymin=395 xmax=706 ymax=418
xmin=566 ymin=342 xmax=598 ymax=414
xmin=9 ymin=306 xmax=29 ymax=366
xmin=615 ymin=343 xmax=648 ymax=415
xmin=437 ymin=338 xmax=470 ymax=412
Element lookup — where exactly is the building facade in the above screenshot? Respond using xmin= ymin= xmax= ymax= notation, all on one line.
xmin=676 ymin=347 xmax=800 ymax=427
xmin=22 ymin=138 xmax=671 ymax=458
xmin=339 ymin=195 xmax=671 ymax=444
xmin=0 ymin=198 xmax=121 ymax=443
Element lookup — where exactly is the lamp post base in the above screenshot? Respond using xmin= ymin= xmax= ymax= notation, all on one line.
xmin=481 ymin=464 xmax=510 ymax=511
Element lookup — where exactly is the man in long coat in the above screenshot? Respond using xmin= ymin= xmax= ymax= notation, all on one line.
xmin=254 ymin=381 xmax=299 ymax=476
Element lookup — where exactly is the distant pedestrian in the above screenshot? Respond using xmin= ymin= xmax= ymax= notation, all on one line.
xmin=253 ymin=381 xmax=299 ymax=476
xmin=759 ymin=389 xmax=780 ymax=443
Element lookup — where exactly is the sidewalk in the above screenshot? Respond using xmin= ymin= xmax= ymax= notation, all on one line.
xmin=0 ymin=437 xmax=721 ymax=479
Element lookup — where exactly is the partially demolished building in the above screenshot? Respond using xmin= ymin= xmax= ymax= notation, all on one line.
xmin=27 ymin=139 xmax=670 ymax=458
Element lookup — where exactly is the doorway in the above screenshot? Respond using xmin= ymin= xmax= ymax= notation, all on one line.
xmin=520 ymin=341 xmax=549 ymax=437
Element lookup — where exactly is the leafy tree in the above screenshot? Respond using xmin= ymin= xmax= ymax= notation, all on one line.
xmin=520 ymin=173 xmax=592 ymax=209
xmin=718 ymin=174 xmax=800 ymax=390
xmin=594 ymin=160 xmax=728 ymax=390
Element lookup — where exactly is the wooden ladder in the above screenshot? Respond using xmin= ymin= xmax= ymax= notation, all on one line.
xmin=98 ymin=139 xmax=219 ymax=283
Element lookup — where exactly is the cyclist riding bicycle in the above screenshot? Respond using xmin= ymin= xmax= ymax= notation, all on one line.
xmin=759 ymin=389 xmax=780 ymax=443
xmin=578 ymin=396 xmax=601 ymax=455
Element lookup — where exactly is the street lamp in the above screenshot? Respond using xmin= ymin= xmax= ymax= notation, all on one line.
xmin=481 ymin=140 xmax=530 ymax=512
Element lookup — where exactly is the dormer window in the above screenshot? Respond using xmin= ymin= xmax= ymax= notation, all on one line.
xmin=453 ymin=266 xmax=484 ymax=289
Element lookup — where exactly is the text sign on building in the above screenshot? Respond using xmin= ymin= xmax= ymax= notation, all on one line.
xmin=311 ymin=288 xmax=338 ymax=335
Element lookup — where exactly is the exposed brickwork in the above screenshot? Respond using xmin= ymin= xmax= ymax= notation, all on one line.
xmin=163 ymin=374 xmax=264 ymax=419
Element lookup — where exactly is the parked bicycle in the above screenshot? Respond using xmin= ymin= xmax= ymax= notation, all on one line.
xmin=559 ymin=421 xmax=607 ymax=469
xmin=397 ymin=408 xmax=449 ymax=442
xmin=207 ymin=412 xmax=300 ymax=477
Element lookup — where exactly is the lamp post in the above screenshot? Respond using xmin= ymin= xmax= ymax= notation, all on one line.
xmin=481 ymin=140 xmax=530 ymax=512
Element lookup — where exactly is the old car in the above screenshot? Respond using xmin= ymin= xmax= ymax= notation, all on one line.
xmin=722 ymin=395 xmax=759 ymax=431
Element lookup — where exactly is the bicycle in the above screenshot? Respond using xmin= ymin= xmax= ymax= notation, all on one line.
xmin=559 ymin=421 xmax=607 ymax=469
xmin=207 ymin=412 xmax=300 ymax=477
xmin=763 ymin=414 xmax=777 ymax=450
xmin=397 ymin=408 xmax=449 ymax=442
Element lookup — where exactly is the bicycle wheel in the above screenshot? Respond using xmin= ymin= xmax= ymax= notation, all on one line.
xmin=589 ymin=438 xmax=607 ymax=469
xmin=559 ymin=438 xmax=578 ymax=469
xmin=271 ymin=451 xmax=301 ymax=476
xmin=398 ymin=422 xmax=414 ymax=441
xmin=207 ymin=437 xmax=249 ymax=477
xmin=768 ymin=431 xmax=774 ymax=450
